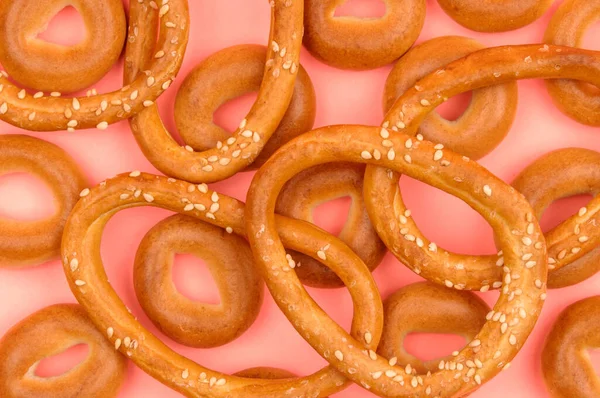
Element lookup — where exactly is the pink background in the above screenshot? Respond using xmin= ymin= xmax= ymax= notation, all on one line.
xmin=1 ymin=0 xmax=600 ymax=396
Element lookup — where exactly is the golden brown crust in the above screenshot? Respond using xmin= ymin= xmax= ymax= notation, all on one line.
xmin=383 ymin=36 xmax=518 ymax=160
xmin=378 ymin=282 xmax=490 ymax=374
xmin=61 ymin=172 xmax=384 ymax=397
xmin=275 ymin=163 xmax=386 ymax=288
xmin=365 ymin=44 xmax=600 ymax=291
xmin=512 ymin=148 xmax=600 ymax=288
xmin=0 ymin=304 xmax=127 ymax=398
xmin=437 ymin=0 xmax=553 ymax=32
xmin=544 ymin=0 xmax=600 ymax=126
xmin=246 ymin=124 xmax=546 ymax=397
xmin=0 ymin=0 xmax=126 ymax=93
xmin=0 ymin=134 xmax=87 ymax=267
xmin=134 ymin=214 xmax=264 ymax=348
xmin=0 ymin=0 xmax=188 ymax=131
xmin=542 ymin=296 xmax=600 ymax=397
xmin=303 ymin=0 xmax=426 ymax=70
xmin=174 ymin=44 xmax=316 ymax=169
xmin=233 ymin=367 xmax=296 ymax=379
xmin=127 ymin=0 xmax=307 ymax=183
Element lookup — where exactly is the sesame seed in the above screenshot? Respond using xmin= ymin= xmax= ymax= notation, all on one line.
xmin=579 ymin=207 xmax=587 ymax=216
xmin=129 ymin=170 xmax=141 ymax=177
xmin=365 ymin=331 xmax=372 ymax=344
xmin=380 ymin=128 xmax=389 ymax=139
xmin=420 ymin=99 xmax=431 ymax=106
xmin=434 ymin=150 xmax=443 ymax=161
xmin=143 ymin=193 xmax=154 ymax=202
xmin=97 ymin=121 xmax=109 ymax=130
xmin=369 ymin=350 xmax=377 ymax=360
xmin=405 ymin=364 xmax=413 ymax=374
xmin=334 ymin=350 xmax=344 ymax=361
xmin=405 ymin=139 xmax=413 ymax=149
xmin=184 ymin=204 xmax=194 ymax=211
xmin=579 ymin=236 xmax=589 ymax=243
xmin=371 ymin=371 xmax=382 ymax=380
xmin=361 ymin=151 xmax=372 ymax=160
xmin=317 ymin=250 xmax=326 ymax=260
xmin=509 ymin=335 xmax=517 ymax=345
xmin=17 ymin=89 xmax=26 ymax=99
xmin=75 ymin=279 xmax=86 ymax=286
xmin=155 ymin=50 xmax=165 ymax=58
xmin=470 ymin=339 xmax=481 ymax=347
xmin=182 ymin=369 xmax=189 ymax=379
xmin=0 ymin=103 xmax=7 ymax=114
xmin=404 ymin=154 xmax=412 ymax=163
xmin=226 ymin=227 xmax=233 ymax=234
xmin=33 ymin=91 xmax=44 ymax=99
xmin=483 ymin=185 xmax=492 ymax=197
xmin=522 ymin=237 xmax=532 ymax=246
xmin=70 ymin=259 xmax=79 ymax=272
xmin=107 ymin=327 xmax=114 ymax=338
xmin=80 ymin=188 xmax=90 ymax=197
xmin=389 ymin=357 xmax=398 ymax=366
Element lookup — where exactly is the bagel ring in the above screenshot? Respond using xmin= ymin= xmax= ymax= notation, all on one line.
xmin=0 ymin=0 xmax=188 ymax=131
xmin=126 ymin=0 xmax=307 ymax=183
xmin=544 ymin=0 xmax=600 ymax=126
xmin=303 ymin=0 xmax=426 ymax=70
xmin=542 ymin=296 xmax=600 ymax=397
xmin=377 ymin=282 xmax=490 ymax=375
xmin=0 ymin=134 xmax=87 ymax=267
xmin=0 ymin=0 xmax=126 ymax=94
xmin=275 ymin=163 xmax=386 ymax=288
xmin=437 ymin=0 xmax=553 ymax=32
xmin=512 ymin=148 xmax=600 ymax=289
xmin=174 ymin=44 xmax=316 ymax=170
xmin=0 ymin=304 xmax=127 ymax=398
xmin=246 ymin=124 xmax=547 ymax=396
xmin=365 ymin=44 xmax=600 ymax=291
xmin=383 ymin=36 xmax=518 ymax=160
xmin=62 ymin=172 xmax=384 ymax=397
xmin=134 ymin=214 xmax=264 ymax=348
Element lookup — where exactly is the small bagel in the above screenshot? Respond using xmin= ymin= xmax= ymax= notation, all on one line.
xmin=544 ymin=0 xmax=600 ymax=126
xmin=542 ymin=296 xmax=600 ymax=397
xmin=437 ymin=0 xmax=553 ymax=32
xmin=303 ymin=0 xmax=426 ymax=70
xmin=275 ymin=163 xmax=386 ymax=288
xmin=0 ymin=0 xmax=126 ymax=93
xmin=378 ymin=282 xmax=490 ymax=375
xmin=0 ymin=135 xmax=87 ymax=267
xmin=134 ymin=214 xmax=264 ymax=348
xmin=512 ymin=148 xmax=600 ymax=288
xmin=383 ymin=36 xmax=518 ymax=160
xmin=0 ymin=304 xmax=127 ymax=398
xmin=174 ymin=44 xmax=316 ymax=169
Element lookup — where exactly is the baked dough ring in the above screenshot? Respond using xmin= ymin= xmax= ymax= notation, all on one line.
xmin=0 ymin=0 xmax=126 ymax=93
xmin=0 ymin=134 xmax=87 ymax=267
xmin=246 ymin=124 xmax=547 ymax=396
xmin=544 ymin=0 xmax=600 ymax=126
xmin=437 ymin=0 xmax=553 ymax=32
xmin=134 ymin=214 xmax=264 ymax=348
xmin=62 ymin=172 xmax=384 ymax=397
xmin=126 ymin=0 xmax=307 ymax=183
xmin=366 ymin=44 xmax=600 ymax=291
xmin=275 ymin=163 xmax=386 ymax=288
xmin=0 ymin=304 xmax=127 ymax=398
xmin=174 ymin=44 xmax=316 ymax=169
xmin=0 ymin=0 xmax=188 ymax=131
xmin=383 ymin=36 xmax=518 ymax=160
xmin=512 ymin=148 xmax=600 ymax=289
xmin=377 ymin=282 xmax=490 ymax=375
xmin=303 ymin=0 xmax=426 ymax=70
xmin=542 ymin=296 xmax=600 ymax=397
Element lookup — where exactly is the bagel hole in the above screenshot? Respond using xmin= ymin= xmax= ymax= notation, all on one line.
xmin=213 ymin=92 xmax=258 ymax=134
xmin=0 ymin=173 xmax=56 ymax=221
xmin=404 ymin=333 xmax=466 ymax=362
xmin=590 ymin=349 xmax=600 ymax=376
xmin=34 ymin=343 xmax=89 ymax=378
xmin=539 ymin=194 xmax=593 ymax=233
xmin=334 ymin=0 xmax=386 ymax=18
xmin=312 ymin=196 xmax=353 ymax=237
xmin=435 ymin=91 xmax=473 ymax=122
xmin=581 ymin=22 xmax=600 ymax=95
xmin=172 ymin=253 xmax=222 ymax=305
xmin=37 ymin=6 xmax=86 ymax=46
xmin=399 ymin=176 xmax=498 ymax=255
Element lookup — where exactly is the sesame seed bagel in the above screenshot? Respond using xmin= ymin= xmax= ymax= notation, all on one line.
xmin=174 ymin=44 xmax=316 ymax=170
xmin=0 ymin=0 xmax=126 ymax=94
xmin=0 ymin=304 xmax=127 ymax=398
xmin=126 ymin=0 xmax=307 ymax=183
xmin=0 ymin=0 xmax=188 ymax=131
xmin=365 ymin=44 xmax=600 ymax=291
xmin=383 ymin=36 xmax=518 ymax=160
xmin=246 ymin=124 xmax=547 ymax=397
xmin=377 ymin=282 xmax=490 ymax=375
xmin=437 ymin=0 xmax=553 ymax=32
xmin=134 ymin=214 xmax=264 ymax=348
xmin=61 ymin=172 xmax=384 ymax=397
xmin=303 ymin=0 xmax=426 ymax=70
xmin=0 ymin=134 xmax=87 ymax=267
xmin=275 ymin=163 xmax=386 ymax=288
xmin=512 ymin=148 xmax=600 ymax=289
xmin=542 ymin=296 xmax=600 ymax=397
xmin=544 ymin=0 xmax=600 ymax=126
